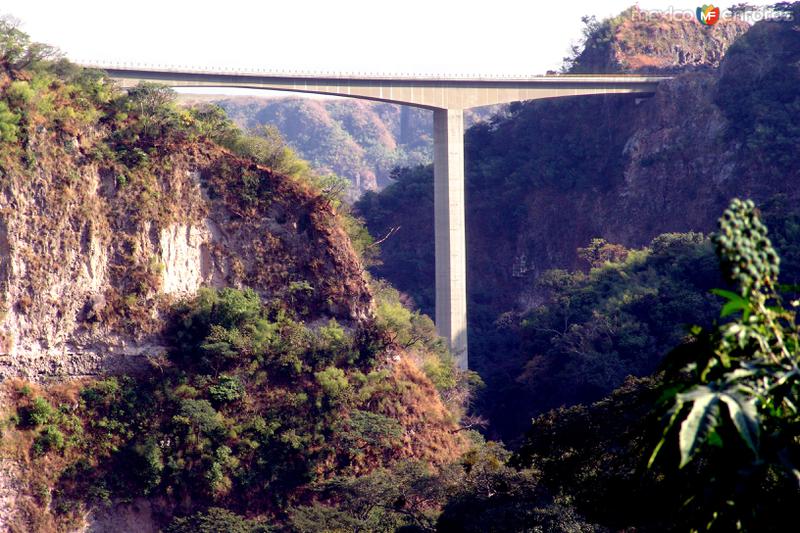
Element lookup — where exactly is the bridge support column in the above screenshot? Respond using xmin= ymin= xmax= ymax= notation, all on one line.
xmin=433 ymin=108 xmax=468 ymax=369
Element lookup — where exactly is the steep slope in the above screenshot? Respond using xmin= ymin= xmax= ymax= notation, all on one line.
xmin=0 ymin=119 xmax=371 ymax=381
xmin=0 ymin=24 xmax=470 ymax=532
xmin=568 ymin=6 xmax=749 ymax=73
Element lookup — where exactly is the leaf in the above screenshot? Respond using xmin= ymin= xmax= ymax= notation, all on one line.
xmin=648 ymin=400 xmax=684 ymax=469
xmin=711 ymin=288 xmax=747 ymax=303
xmin=719 ymin=392 xmax=759 ymax=457
xmin=712 ymin=288 xmax=751 ymax=319
xmin=721 ymin=300 xmax=748 ymax=317
xmin=678 ymin=391 xmax=720 ymax=468
xmin=724 ymin=368 xmax=758 ymax=383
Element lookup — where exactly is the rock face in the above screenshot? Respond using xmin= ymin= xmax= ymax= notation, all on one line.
xmin=570 ymin=6 xmax=750 ymax=74
xmin=0 ymin=134 xmax=372 ymax=381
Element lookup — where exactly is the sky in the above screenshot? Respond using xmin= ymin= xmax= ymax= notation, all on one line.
xmin=2 ymin=1 xmax=773 ymax=95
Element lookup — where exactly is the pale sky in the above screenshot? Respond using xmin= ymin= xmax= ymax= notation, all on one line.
xmin=3 ymin=0 xmax=770 ymax=93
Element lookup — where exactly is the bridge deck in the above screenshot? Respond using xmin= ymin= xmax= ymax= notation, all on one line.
xmin=83 ymin=64 xmax=671 ymax=110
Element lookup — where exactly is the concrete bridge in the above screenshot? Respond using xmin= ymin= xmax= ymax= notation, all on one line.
xmin=81 ymin=64 xmax=670 ymax=370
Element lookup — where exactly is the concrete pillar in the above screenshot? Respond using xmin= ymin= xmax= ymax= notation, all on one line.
xmin=433 ymin=108 xmax=468 ymax=369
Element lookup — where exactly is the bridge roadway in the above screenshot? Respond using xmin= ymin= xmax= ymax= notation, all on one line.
xmin=81 ymin=64 xmax=671 ymax=370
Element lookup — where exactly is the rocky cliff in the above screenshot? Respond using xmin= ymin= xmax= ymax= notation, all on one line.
xmin=0 ymin=24 xmax=471 ymax=531
xmin=569 ymin=6 xmax=750 ymax=73
xmin=0 ymin=133 xmax=372 ymax=381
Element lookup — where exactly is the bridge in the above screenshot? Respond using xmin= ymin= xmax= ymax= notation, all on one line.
xmin=81 ymin=64 xmax=671 ymax=370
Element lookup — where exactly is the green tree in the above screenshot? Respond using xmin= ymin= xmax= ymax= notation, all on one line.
xmin=167 ymin=507 xmax=271 ymax=533
xmin=0 ymin=15 xmax=58 ymax=71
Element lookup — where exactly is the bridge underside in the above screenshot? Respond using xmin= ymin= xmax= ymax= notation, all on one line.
xmin=104 ymin=68 xmax=664 ymax=110
xmin=96 ymin=66 xmax=668 ymax=369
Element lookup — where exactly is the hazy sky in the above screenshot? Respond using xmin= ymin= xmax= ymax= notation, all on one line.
xmin=4 ymin=1 xmax=769 ymax=75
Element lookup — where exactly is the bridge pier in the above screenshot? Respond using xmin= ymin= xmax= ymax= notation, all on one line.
xmin=433 ymin=108 xmax=468 ymax=369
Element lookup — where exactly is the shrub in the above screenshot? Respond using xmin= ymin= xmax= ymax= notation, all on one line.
xmin=20 ymin=396 xmax=55 ymax=427
xmin=0 ymin=101 xmax=20 ymax=143
xmin=117 ymin=438 xmax=164 ymax=494
xmin=208 ymin=375 xmax=245 ymax=404
xmin=6 ymin=80 xmax=35 ymax=108
xmin=174 ymin=399 xmax=226 ymax=439
xmin=340 ymin=410 xmax=403 ymax=452
xmin=167 ymin=507 xmax=269 ymax=533
xmin=650 ymin=199 xmax=800 ymax=531
xmin=33 ymin=424 xmax=65 ymax=455
xmin=315 ymin=366 xmax=350 ymax=403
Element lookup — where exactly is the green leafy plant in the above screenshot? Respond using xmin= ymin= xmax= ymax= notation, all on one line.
xmin=650 ymin=199 xmax=800 ymax=531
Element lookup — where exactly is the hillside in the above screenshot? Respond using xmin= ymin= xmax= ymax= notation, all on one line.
xmin=0 ymin=22 xmax=471 ymax=531
xmin=2 ymin=5 xmax=800 ymax=532
xmin=568 ymin=6 xmax=749 ymax=73
xmin=356 ymin=8 xmax=800 ymax=439
xmin=192 ymin=96 xmax=501 ymax=199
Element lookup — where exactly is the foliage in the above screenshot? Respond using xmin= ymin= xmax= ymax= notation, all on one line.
xmin=436 ymin=441 xmax=601 ymax=533
xmin=0 ymin=19 xmax=469 ymax=530
xmin=216 ymin=98 xmax=435 ymax=198
xmin=224 ymin=124 xmax=312 ymax=179
xmin=19 ymin=396 xmax=56 ymax=427
xmin=32 ymin=424 xmax=66 ymax=455
xmin=208 ymin=375 xmax=245 ymax=404
xmin=650 ymin=199 xmax=800 ymax=531
xmin=563 ymin=12 xmax=629 ymax=73
xmin=0 ymin=100 xmax=20 ymax=143
xmin=478 ymin=232 xmax=722 ymax=440
xmin=371 ymin=279 xmax=474 ymax=398
xmin=126 ymin=82 xmax=178 ymax=136
xmin=315 ymin=366 xmax=350 ymax=403
xmin=288 ymin=440 xmax=592 ymax=533
xmin=0 ymin=15 xmax=59 ymax=71
xmin=716 ymin=7 xmax=800 ymax=177
xmin=167 ymin=507 xmax=271 ymax=533
xmin=29 ymin=286 xmax=462 ymax=524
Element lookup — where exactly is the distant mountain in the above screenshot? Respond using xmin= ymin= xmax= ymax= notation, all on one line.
xmin=189 ymin=96 xmax=502 ymax=198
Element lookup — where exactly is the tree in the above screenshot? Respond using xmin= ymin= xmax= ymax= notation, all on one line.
xmin=167 ymin=507 xmax=271 ymax=533
xmin=126 ymin=82 xmax=176 ymax=135
xmin=0 ymin=15 xmax=59 ymax=71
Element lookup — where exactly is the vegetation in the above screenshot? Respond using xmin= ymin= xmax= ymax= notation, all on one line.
xmin=0 ymin=284 xmax=471 ymax=529
xmin=505 ymin=199 xmax=800 ymax=532
xmin=3 ymin=6 xmax=800 ymax=532
xmin=648 ymin=199 xmax=800 ymax=531
xmin=0 ymin=18 xmax=470 ymax=530
xmin=716 ymin=3 xmax=800 ymax=178
xmin=214 ymin=98 xmax=434 ymax=198
xmin=357 ymin=4 xmax=800 ymax=446
xmin=480 ymin=232 xmax=724 ymax=440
